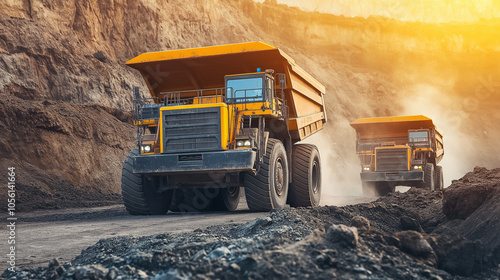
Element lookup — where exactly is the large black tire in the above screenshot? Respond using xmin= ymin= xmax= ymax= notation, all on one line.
xmin=375 ymin=182 xmax=394 ymax=196
xmin=210 ymin=186 xmax=241 ymax=211
xmin=362 ymin=181 xmax=394 ymax=196
xmin=435 ymin=165 xmax=444 ymax=191
xmin=244 ymin=138 xmax=289 ymax=211
xmin=180 ymin=187 xmax=219 ymax=212
xmin=422 ymin=163 xmax=435 ymax=190
xmin=288 ymin=144 xmax=321 ymax=207
xmin=169 ymin=189 xmax=184 ymax=212
xmin=221 ymin=186 xmax=241 ymax=211
xmin=121 ymin=149 xmax=173 ymax=215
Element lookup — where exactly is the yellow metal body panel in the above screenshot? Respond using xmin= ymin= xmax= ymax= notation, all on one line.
xmin=126 ymin=41 xmax=326 ymax=142
xmin=127 ymin=42 xmax=276 ymax=65
xmin=193 ymin=96 xmax=224 ymax=104
xmin=134 ymin=119 xmax=157 ymax=126
xmin=159 ymin=103 xmax=230 ymax=153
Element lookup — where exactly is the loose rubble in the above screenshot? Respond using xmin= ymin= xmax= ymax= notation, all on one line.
xmin=4 ymin=167 xmax=500 ymax=279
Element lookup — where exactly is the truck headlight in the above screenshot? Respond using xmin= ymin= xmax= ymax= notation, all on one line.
xmin=413 ymin=165 xmax=422 ymax=170
xmin=236 ymin=139 xmax=251 ymax=148
xmin=363 ymin=167 xmax=371 ymax=171
xmin=141 ymin=144 xmax=152 ymax=153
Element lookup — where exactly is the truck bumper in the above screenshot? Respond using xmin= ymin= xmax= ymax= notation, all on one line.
xmin=133 ymin=149 xmax=256 ymax=175
xmin=360 ymin=171 xmax=424 ymax=182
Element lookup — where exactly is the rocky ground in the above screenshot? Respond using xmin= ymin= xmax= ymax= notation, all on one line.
xmin=3 ymin=167 xmax=500 ymax=280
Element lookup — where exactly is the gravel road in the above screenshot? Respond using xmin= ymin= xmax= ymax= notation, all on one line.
xmin=13 ymin=196 xmax=375 ymax=269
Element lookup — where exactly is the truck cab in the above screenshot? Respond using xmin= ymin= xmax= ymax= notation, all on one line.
xmin=226 ymin=72 xmax=272 ymax=103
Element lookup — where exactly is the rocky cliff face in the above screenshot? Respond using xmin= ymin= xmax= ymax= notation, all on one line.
xmin=1 ymin=0 xmax=498 ymax=209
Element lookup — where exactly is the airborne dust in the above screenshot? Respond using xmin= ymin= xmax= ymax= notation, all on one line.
xmin=295 ymin=15 xmax=500 ymax=204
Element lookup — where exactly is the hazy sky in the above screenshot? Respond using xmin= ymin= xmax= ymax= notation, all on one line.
xmin=255 ymin=0 xmax=500 ymax=23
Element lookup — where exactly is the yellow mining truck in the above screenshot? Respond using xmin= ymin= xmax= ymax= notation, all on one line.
xmin=350 ymin=115 xmax=444 ymax=196
xmin=122 ymin=42 xmax=327 ymax=214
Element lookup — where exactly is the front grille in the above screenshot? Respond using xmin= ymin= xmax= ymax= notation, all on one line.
xmin=162 ymin=107 xmax=221 ymax=153
xmin=376 ymin=148 xmax=408 ymax=171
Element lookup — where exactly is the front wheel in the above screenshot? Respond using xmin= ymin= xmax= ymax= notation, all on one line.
xmin=244 ymin=138 xmax=289 ymax=211
xmin=121 ymin=149 xmax=173 ymax=215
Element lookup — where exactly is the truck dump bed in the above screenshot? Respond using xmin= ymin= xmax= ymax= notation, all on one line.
xmin=350 ymin=115 xmax=444 ymax=164
xmin=126 ymin=41 xmax=326 ymax=141
xmin=350 ymin=115 xmax=436 ymax=139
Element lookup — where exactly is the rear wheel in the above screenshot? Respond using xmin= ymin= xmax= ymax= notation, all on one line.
xmin=180 ymin=187 xmax=219 ymax=212
xmin=375 ymin=182 xmax=394 ymax=196
xmin=288 ymin=144 xmax=321 ymax=207
xmin=435 ymin=165 xmax=444 ymax=190
xmin=362 ymin=181 xmax=394 ymax=196
xmin=422 ymin=163 xmax=435 ymax=190
xmin=212 ymin=186 xmax=241 ymax=211
xmin=169 ymin=189 xmax=184 ymax=212
xmin=222 ymin=186 xmax=241 ymax=211
xmin=121 ymin=149 xmax=173 ymax=215
xmin=244 ymin=138 xmax=289 ymax=211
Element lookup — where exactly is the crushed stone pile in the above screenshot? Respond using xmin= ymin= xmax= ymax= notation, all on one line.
xmin=5 ymin=168 xmax=500 ymax=279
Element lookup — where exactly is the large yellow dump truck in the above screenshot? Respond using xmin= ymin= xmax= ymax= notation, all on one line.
xmin=122 ymin=42 xmax=327 ymax=214
xmin=350 ymin=115 xmax=444 ymax=196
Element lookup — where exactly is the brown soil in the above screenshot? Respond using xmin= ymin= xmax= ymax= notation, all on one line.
xmin=1 ymin=0 xmax=499 ymax=210
xmin=5 ymin=168 xmax=500 ymax=279
xmin=0 ymin=94 xmax=135 ymax=211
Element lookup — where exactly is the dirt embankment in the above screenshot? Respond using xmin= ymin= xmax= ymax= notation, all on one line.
xmin=0 ymin=95 xmax=135 ymax=211
xmin=4 ymin=168 xmax=500 ymax=279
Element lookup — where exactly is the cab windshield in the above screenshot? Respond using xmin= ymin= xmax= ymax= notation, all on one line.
xmin=409 ymin=130 xmax=429 ymax=143
xmin=226 ymin=76 xmax=264 ymax=103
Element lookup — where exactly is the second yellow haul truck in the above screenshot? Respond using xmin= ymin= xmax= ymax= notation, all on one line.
xmin=350 ymin=115 xmax=444 ymax=196
xmin=122 ymin=42 xmax=327 ymax=214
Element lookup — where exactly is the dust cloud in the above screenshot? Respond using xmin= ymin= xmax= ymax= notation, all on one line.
xmin=308 ymin=133 xmax=362 ymax=194
xmin=399 ymin=83 xmax=475 ymax=187
xmin=398 ymin=73 xmax=500 ymax=187
xmin=302 ymin=129 xmax=363 ymax=206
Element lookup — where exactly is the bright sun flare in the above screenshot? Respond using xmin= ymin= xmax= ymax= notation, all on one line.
xmin=257 ymin=0 xmax=500 ymax=23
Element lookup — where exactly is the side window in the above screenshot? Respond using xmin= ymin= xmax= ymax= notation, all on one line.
xmin=266 ymin=77 xmax=273 ymax=102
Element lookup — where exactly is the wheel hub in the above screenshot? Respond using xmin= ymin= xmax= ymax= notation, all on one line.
xmin=275 ymin=159 xmax=284 ymax=196
xmin=312 ymin=161 xmax=319 ymax=194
